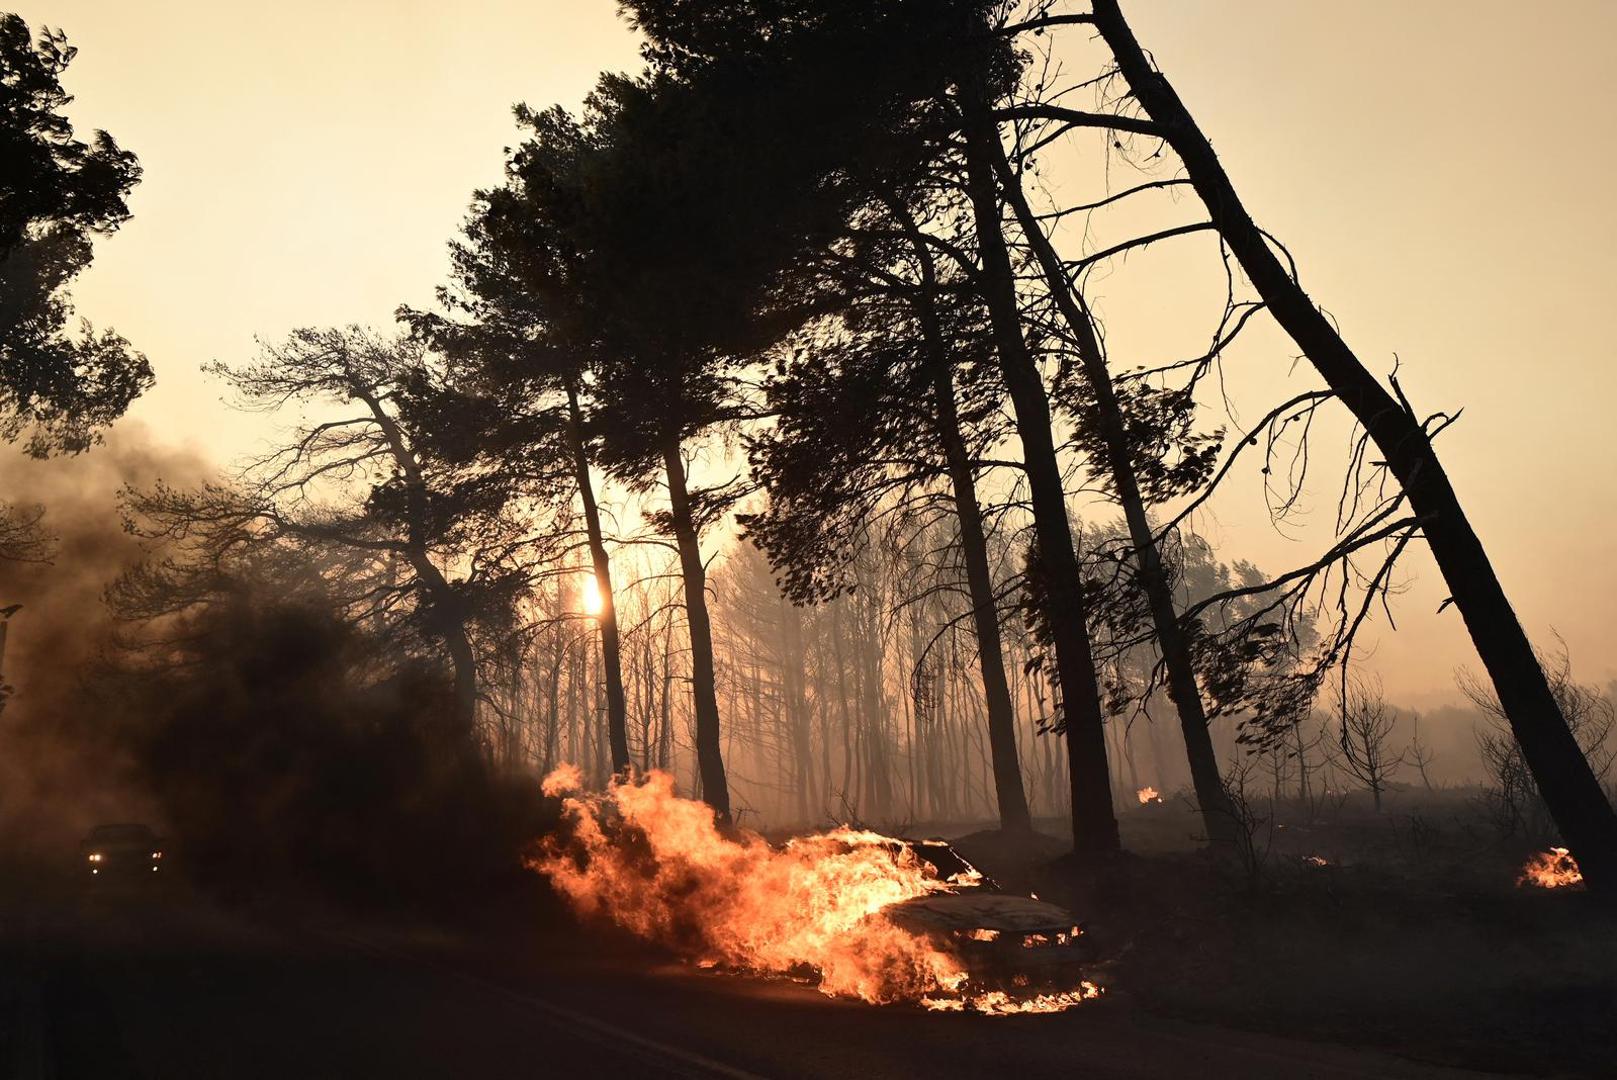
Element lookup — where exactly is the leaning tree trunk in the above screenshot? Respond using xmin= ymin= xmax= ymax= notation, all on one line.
xmin=960 ymin=93 xmax=1120 ymax=856
xmin=1092 ymin=0 xmax=1617 ymax=891
xmin=662 ymin=436 xmax=732 ymax=823
xmin=908 ymin=242 xmax=1034 ymax=834
xmin=986 ymin=139 xmax=1238 ymax=848
xmin=400 ymin=538 xmax=479 ymax=750
xmin=361 ymin=385 xmax=481 ymax=751
xmin=565 ymin=380 xmax=631 ymax=774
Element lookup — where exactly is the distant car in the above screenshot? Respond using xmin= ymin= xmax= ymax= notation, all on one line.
xmin=864 ymin=838 xmax=1095 ymax=994
xmin=80 ymin=823 xmax=165 ymax=879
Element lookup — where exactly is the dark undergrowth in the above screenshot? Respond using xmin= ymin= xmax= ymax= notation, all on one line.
xmin=959 ymin=787 xmax=1617 ymax=1077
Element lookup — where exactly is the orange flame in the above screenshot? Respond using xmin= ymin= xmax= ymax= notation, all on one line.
xmin=1136 ymin=786 xmax=1161 ymax=805
xmin=532 ymin=767 xmax=1099 ymax=1014
xmin=923 ymin=985 xmax=1101 ymax=1014
xmin=1518 ymin=847 xmax=1583 ymax=889
xmin=1302 ymin=855 xmax=1328 ymax=867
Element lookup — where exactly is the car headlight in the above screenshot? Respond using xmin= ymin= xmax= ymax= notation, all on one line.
xmin=87 ymin=853 xmax=103 ymax=863
xmin=150 ymin=851 xmax=162 ymax=859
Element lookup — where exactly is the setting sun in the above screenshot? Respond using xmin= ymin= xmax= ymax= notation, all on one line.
xmin=580 ymin=574 xmax=604 ymax=617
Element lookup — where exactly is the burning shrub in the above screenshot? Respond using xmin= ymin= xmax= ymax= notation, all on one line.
xmin=1518 ymin=847 xmax=1583 ymax=890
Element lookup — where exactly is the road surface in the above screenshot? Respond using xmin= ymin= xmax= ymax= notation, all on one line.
xmin=1 ymin=871 xmax=1504 ymax=1079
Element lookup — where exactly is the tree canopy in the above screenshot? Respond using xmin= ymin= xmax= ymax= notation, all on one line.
xmin=0 ymin=14 xmax=151 ymax=456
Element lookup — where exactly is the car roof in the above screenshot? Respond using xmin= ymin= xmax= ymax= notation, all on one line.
xmin=87 ymin=823 xmax=156 ymax=838
xmin=883 ymin=893 xmax=1078 ymax=935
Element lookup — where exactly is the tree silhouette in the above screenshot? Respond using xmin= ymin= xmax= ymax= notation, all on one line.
xmin=0 ymin=15 xmax=151 ymax=457
xmin=1330 ymin=680 xmax=1402 ymax=812
xmin=978 ymin=111 xmax=1238 ymax=845
xmin=956 ymin=94 xmax=1121 ymax=856
xmin=457 ymin=57 xmax=862 ymax=818
xmin=743 ymin=232 xmax=1035 ymax=832
xmin=623 ymin=0 xmax=1127 ymax=852
xmin=122 ymin=328 xmax=534 ymax=747
xmin=403 ymin=134 xmax=638 ymax=775
xmin=1086 ymin=0 xmax=1617 ymax=893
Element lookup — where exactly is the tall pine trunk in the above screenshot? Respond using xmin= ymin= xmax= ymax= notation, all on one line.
xmin=1092 ymin=0 xmax=1617 ymax=890
xmin=662 ymin=437 xmax=731 ymax=822
xmin=565 ymin=380 xmax=630 ymax=774
xmin=987 ymin=140 xmax=1238 ymax=847
xmin=540 ymin=628 xmax=565 ymax=776
xmin=960 ymin=93 xmax=1120 ymax=856
xmin=780 ymin=600 xmax=816 ymax=822
xmin=909 ymin=245 xmax=1033 ymax=833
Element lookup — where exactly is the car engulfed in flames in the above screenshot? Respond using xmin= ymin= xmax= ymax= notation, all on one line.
xmin=533 ymin=766 xmax=1102 ymax=1015
xmin=880 ymin=889 xmax=1100 ymax=1012
xmin=838 ymin=837 xmax=1102 ymax=1011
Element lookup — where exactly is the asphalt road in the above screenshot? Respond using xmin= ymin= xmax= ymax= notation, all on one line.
xmin=1 ymin=872 xmax=1503 ymax=1080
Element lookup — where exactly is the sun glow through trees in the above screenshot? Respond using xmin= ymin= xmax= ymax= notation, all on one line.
xmin=579 ymin=575 xmax=604 ymax=617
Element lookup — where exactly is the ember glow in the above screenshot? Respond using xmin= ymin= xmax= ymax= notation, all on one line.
xmin=1136 ymin=786 xmax=1161 ymax=805
xmin=1518 ymin=847 xmax=1584 ymax=889
xmin=923 ymin=985 xmax=1101 ymax=1015
xmin=1302 ymin=855 xmax=1328 ymax=867
xmin=533 ymin=766 xmax=1100 ymax=1014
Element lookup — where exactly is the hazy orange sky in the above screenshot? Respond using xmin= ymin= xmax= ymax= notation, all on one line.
xmin=19 ymin=0 xmax=1617 ymax=704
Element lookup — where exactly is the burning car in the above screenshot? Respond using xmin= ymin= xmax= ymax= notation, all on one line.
xmin=883 ymin=891 xmax=1091 ymax=989
xmin=859 ymin=838 xmax=1099 ymax=1003
xmin=537 ymin=768 xmax=1102 ymax=1013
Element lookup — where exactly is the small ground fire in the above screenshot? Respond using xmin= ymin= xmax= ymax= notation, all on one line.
xmin=1136 ymin=786 xmax=1162 ymax=805
xmin=1518 ymin=847 xmax=1584 ymax=889
xmin=533 ymin=766 xmax=1100 ymax=1014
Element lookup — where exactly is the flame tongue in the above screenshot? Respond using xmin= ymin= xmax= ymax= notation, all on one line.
xmin=532 ymin=767 xmax=1099 ymax=1013
xmin=1518 ymin=847 xmax=1583 ymax=889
